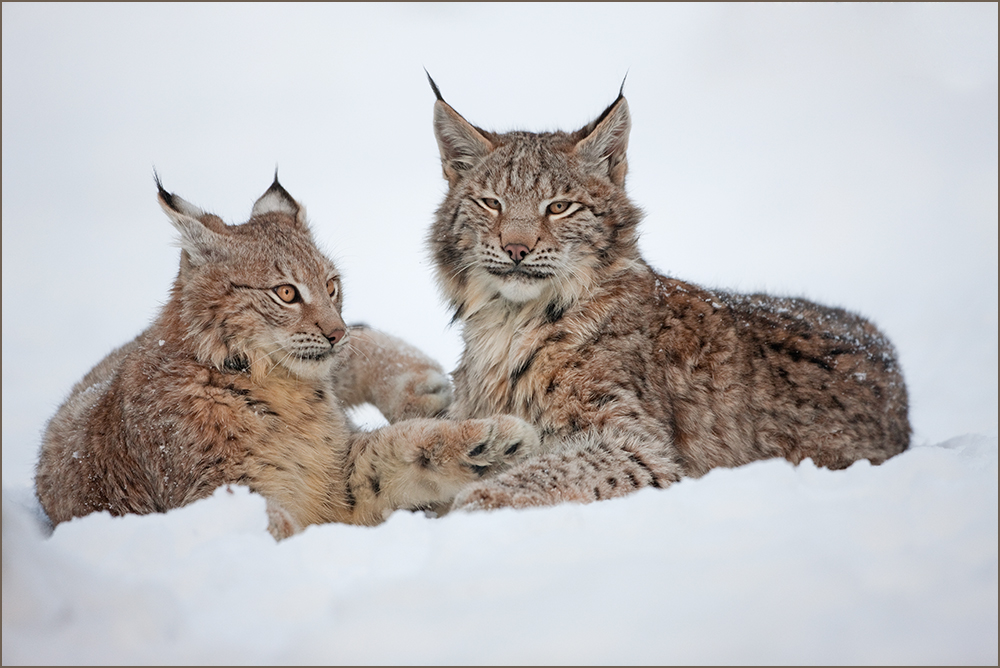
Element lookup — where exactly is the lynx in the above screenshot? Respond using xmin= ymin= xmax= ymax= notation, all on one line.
xmin=35 ymin=176 xmax=537 ymax=538
xmin=426 ymin=78 xmax=911 ymax=511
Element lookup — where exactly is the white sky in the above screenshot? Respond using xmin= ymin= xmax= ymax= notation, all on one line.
xmin=2 ymin=3 xmax=997 ymax=487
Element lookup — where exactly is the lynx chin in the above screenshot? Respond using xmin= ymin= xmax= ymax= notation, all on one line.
xmin=426 ymin=77 xmax=910 ymax=511
xmin=35 ymin=176 xmax=537 ymax=538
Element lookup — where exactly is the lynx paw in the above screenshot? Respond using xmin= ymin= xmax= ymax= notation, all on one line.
xmin=455 ymin=415 xmax=539 ymax=478
xmin=386 ymin=368 xmax=453 ymax=421
xmin=452 ymin=477 xmax=558 ymax=511
xmin=414 ymin=415 xmax=539 ymax=492
xmin=266 ymin=498 xmax=303 ymax=541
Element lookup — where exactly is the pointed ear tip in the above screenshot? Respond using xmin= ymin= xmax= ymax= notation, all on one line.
xmin=156 ymin=189 xmax=176 ymax=213
xmin=251 ymin=181 xmax=302 ymax=219
xmin=425 ymin=71 xmax=445 ymax=101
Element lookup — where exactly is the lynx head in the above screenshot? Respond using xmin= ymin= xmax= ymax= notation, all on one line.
xmin=156 ymin=175 xmax=347 ymax=381
xmin=428 ymin=77 xmax=643 ymax=320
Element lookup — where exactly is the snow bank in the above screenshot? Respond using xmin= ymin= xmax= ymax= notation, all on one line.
xmin=4 ymin=435 xmax=996 ymax=665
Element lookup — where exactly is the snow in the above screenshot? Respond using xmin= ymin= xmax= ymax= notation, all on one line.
xmin=4 ymin=436 xmax=997 ymax=664
xmin=3 ymin=4 xmax=997 ymax=665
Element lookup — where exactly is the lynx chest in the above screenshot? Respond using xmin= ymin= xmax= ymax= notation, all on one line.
xmin=235 ymin=373 xmax=350 ymax=468
xmin=454 ymin=304 xmax=634 ymax=432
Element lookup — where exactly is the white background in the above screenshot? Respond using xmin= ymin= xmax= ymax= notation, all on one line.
xmin=3 ymin=4 xmax=996 ymax=664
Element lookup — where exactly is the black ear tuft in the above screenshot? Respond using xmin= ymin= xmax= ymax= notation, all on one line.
xmin=251 ymin=173 xmax=302 ymax=220
xmin=154 ymin=170 xmax=210 ymax=221
xmin=263 ymin=174 xmax=295 ymax=205
xmin=153 ymin=168 xmax=177 ymax=211
xmin=425 ymin=69 xmax=445 ymax=102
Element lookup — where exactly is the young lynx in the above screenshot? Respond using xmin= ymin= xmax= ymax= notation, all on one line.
xmin=35 ymin=176 xmax=537 ymax=538
xmin=427 ymin=79 xmax=910 ymax=511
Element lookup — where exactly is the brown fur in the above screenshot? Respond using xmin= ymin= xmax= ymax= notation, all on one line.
xmin=35 ymin=177 xmax=538 ymax=537
xmin=426 ymin=81 xmax=910 ymax=510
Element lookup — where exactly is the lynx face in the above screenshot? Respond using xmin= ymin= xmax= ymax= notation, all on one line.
xmin=440 ymin=140 xmax=607 ymax=305
xmin=160 ymin=178 xmax=348 ymax=380
xmin=430 ymin=88 xmax=642 ymax=316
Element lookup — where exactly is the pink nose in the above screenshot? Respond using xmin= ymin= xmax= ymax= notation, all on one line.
xmin=504 ymin=243 xmax=531 ymax=264
xmin=326 ymin=328 xmax=346 ymax=345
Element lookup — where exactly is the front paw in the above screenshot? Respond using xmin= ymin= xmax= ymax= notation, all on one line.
xmin=386 ymin=368 xmax=454 ymax=421
xmin=457 ymin=415 xmax=539 ymax=478
xmin=412 ymin=415 xmax=539 ymax=495
xmin=266 ymin=498 xmax=303 ymax=541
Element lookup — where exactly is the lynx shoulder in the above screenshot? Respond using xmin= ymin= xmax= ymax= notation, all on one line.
xmin=425 ymin=79 xmax=910 ymax=510
xmin=36 ymin=176 xmax=537 ymax=538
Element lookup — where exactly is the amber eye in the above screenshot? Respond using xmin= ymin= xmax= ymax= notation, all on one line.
xmin=481 ymin=197 xmax=502 ymax=212
xmin=547 ymin=201 xmax=571 ymax=215
xmin=326 ymin=278 xmax=339 ymax=299
xmin=274 ymin=284 xmax=299 ymax=304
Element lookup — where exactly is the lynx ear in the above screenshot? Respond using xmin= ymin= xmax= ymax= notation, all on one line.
xmin=251 ymin=174 xmax=307 ymax=228
xmin=429 ymin=76 xmax=493 ymax=186
xmin=156 ymin=176 xmax=228 ymax=267
xmin=574 ymin=94 xmax=631 ymax=187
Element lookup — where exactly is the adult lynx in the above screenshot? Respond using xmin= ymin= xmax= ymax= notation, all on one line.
xmin=35 ymin=176 xmax=537 ymax=538
xmin=427 ymin=79 xmax=910 ymax=510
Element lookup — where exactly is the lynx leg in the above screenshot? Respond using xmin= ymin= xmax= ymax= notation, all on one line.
xmin=346 ymin=415 xmax=539 ymax=524
xmin=333 ymin=326 xmax=453 ymax=421
xmin=265 ymin=497 xmax=304 ymax=540
xmin=452 ymin=429 xmax=683 ymax=511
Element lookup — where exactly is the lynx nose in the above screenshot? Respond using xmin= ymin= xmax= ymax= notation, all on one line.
xmin=325 ymin=328 xmax=346 ymax=346
xmin=504 ymin=243 xmax=531 ymax=264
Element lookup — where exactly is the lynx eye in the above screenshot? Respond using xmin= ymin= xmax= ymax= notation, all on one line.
xmin=274 ymin=284 xmax=299 ymax=304
xmin=547 ymin=201 xmax=572 ymax=215
xmin=326 ymin=278 xmax=340 ymax=299
xmin=480 ymin=197 xmax=502 ymax=212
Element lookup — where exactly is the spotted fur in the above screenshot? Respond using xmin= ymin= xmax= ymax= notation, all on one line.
xmin=35 ymin=176 xmax=538 ymax=538
xmin=426 ymin=81 xmax=910 ymax=510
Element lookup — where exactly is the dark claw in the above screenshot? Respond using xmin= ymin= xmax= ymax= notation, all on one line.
xmin=469 ymin=442 xmax=487 ymax=457
xmin=467 ymin=464 xmax=490 ymax=477
xmin=504 ymin=441 xmax=521 ymax=456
